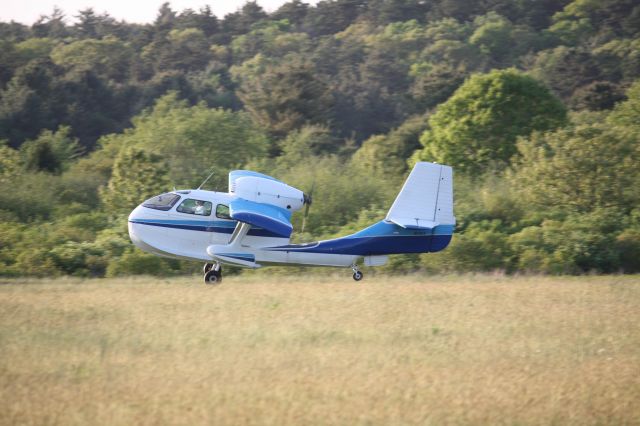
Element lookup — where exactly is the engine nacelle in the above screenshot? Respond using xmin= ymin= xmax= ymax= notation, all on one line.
xmin=233 ymin=176 xmax=305 ymax=212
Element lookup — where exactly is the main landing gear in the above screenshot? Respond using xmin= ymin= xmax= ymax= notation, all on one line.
xmin=203 ymin=263 xmax=222 ymax=284
xmin=351 ymin=264 xmax=363 ymax=281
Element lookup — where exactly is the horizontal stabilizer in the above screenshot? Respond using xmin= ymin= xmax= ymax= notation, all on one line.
xmin=229 ymin=198 xmax=293 ymax=239
xmin=386 ymin=218 xmax=438 ymax=229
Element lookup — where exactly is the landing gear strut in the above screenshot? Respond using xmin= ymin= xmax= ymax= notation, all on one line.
xmin=351 ymin=264 xmax=363 ymax=281
xmin=204 ymin=263 xmax=222 ymax=284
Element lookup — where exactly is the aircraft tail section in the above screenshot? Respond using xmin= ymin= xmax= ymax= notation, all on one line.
xmin=386 ymin=162 xmax=455 ymax=229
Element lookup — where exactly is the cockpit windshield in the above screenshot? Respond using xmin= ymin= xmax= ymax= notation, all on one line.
xmin=142 ymin=193 xmax=181 ymax=211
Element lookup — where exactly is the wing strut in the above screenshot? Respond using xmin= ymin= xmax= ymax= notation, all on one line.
xmin=228 ymin=222 xmax=251 ymax=246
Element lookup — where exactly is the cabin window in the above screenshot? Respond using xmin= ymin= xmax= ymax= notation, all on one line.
xmin=176 ymin=199 xmax=212 ymax=216
xmin=142 ymin=193 xmax=180 ymax=211
xmin=216 ymin=204 xmax=231 ymax=220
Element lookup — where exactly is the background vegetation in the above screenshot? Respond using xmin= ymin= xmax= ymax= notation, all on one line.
xmin=0 ymin=0 xmax=639 ymax=277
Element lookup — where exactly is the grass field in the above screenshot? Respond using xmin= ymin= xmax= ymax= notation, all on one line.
xmin=1 ymin=274 xmax=639 ymax=425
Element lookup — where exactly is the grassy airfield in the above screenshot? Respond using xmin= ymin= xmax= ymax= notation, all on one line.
xmin=0 ymin=274 xmax=639 ymax=425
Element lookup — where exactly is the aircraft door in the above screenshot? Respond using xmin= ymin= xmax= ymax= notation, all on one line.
xmin=211 ymin=203 xmax=235 ymax=245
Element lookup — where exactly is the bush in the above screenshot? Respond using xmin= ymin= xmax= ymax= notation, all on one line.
xmin=424 ymin=220 xmax=512 ymax=272
xmin=106 ymin=248 xmax=181 ymax=277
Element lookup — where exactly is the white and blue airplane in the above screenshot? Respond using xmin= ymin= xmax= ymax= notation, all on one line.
xmin=128 ymin=162 xmax=455 ymax=283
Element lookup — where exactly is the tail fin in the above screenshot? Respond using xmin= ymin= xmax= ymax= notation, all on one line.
xmin=386 ymin=162 xmax=455 ymax=229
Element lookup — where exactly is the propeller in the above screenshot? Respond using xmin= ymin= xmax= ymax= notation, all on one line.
xmin=300 ymin=182 xmax=315 ymax=235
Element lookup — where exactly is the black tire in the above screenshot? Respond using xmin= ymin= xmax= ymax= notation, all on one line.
xmin=353 ymin=271 xmax=363 ymax=281
xmin=203 ymin=263 xmax=213 ymax=274
xmin=204 ymin=270 xmax=222 ymax=285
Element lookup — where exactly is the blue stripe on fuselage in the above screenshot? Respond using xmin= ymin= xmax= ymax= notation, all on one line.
xmin=349 ymin=221 xmax=455 ymax=238
xmin=265 ymin=221 xmax=454 ymax=255
xmin=217 ymin=253 xmax=256 ymax=263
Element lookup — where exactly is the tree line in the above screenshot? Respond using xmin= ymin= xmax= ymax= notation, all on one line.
xmin=0 ymin=0 xmax=638 ymax=276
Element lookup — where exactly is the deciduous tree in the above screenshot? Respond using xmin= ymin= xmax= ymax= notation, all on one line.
xmin=416 ymin=69 xmax=567 ymax=174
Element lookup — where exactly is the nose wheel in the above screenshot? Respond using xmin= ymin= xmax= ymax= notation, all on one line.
xmin=203 ymin=263 xmax=222 ymax=284
xmin=351 ymin=264 xmax=363 ymax=281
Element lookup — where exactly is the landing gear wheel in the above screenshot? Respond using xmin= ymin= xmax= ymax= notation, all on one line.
xmin=350 ymin=264 xmax=363 ymax=281
xmin=204 ymin=269 xmax=222 ymax=285
xmin=203 ymin=263 xmax=213 ymax=274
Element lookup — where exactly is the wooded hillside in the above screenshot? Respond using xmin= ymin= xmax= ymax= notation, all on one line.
xmin=1 ymin=0 xmax=639 ymax=276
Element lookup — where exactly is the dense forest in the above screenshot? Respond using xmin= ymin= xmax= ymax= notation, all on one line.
xmin=0 ymin=0 xmax=639 ymax=277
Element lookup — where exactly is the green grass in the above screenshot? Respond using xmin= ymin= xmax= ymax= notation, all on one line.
xmin=1 ymin=274 xmax=639 ymax=425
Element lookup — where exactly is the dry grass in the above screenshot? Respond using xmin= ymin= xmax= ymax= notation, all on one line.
xmin=1 ymin=274 xmax=639 ymax=425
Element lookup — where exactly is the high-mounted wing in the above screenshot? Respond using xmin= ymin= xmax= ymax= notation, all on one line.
xmin=229 ymin=198 xmax=293 ymax=239
xmin=228 ymin=170 xmax=282 ymax=193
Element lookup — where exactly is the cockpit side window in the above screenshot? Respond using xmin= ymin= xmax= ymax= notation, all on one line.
xmin=216 ymin=204 xmax=231 ymax=220
xmin=142 ymin=193 xmax=181 ymax=211
xmin=176 ymin=199 xmax=212 ymax=216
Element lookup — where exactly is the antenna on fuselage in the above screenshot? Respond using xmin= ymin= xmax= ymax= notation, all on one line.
xmin=197 ymin=169 xmax=216 ymax=190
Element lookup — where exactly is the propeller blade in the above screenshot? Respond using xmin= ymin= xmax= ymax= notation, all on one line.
xmin=300 ymin=182 xmax=315 ymax=234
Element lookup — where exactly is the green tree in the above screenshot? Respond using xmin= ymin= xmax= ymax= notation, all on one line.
xmin=428 ymin=220 xmax=511 ymax=272
xmin=529 ymin=46 xmax=602 ymax=101
xmin=73 ymin=9 xmax=123 ymax=39
xmin=101 ymin=92 xmax=269 ymax=189
xmin=276 ymin=125 xmax=336 ymax=167
xmin=175 ymin=6 xmax=219 ymax=38
xmin=221 ymin=1 xmax=268 ymax=38
xmin=569 ymin=81 xmax=625 ymax=111
xmin=20 ymin=126 xmax=81 ymax=173
xmin=14 ymin=38 xmax=57 ymax=64
xmin=302 ymin=0 xmax=363 ymax=37
xmin=0 ymin=140 xmax=20 ymax=182
xmin=32 ymin=6 xmax=68 ymax=38
xmin=416 ymin=69 xmax=567 ymax=174
xmin=608 ymin=80 xmax=640 ymax=130
xmin=141 ymin=28 xmax=212 ymax=73
xmin=272 ymin=0 xmax=310 ymax=30
xmin=408 ymin=18 xmax=481 ymax=109
xmin=230 ymin=21 xmax=310 ymax=63
xmin=353 ymin=115 xmax=427 ymax=178
xmin=50 ymin=37 xmax=133 ymax=82
xmin=511 ymin=120 xmax=639 ymax=215
xmin=549 ymin=0 xmax=640 ymax=43
xmin=469 ymin=13 xmax=543 ymax=67
xmin=508 ymin=209 xmax=628 ymax=274
xmin=231 ymin=55 xmax=333 ymax=140
xmin=593 ymin=38 xmax=640 ymax=84
xmin=100 ymin=147 xmax=170 ymax=214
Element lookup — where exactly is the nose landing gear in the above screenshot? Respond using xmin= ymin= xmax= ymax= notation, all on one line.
xmin=203 ymin=263 xmax=222 ymax=284
xmin=351 ymin=264 xmax=363 ymax=281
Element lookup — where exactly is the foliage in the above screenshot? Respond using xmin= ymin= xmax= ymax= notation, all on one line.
xmin=106 ymin=248 xmax=182 ymax=277
xmin=50 ymin=37 xmax=133 ymax=82
xmin=416 ymin=69 xmax=567 ymax=174
xmin=0 ymin=1 xmax=638 ymax=277
xmin=510 ymin=120 xmax=639 ymax=215
xmin=99 ymin=148 xmax=170 ymax=215
xmin=101 ymin=92 xmax=270 ymax=189
xmin=353 ymin=115 xmax=426 ymax=178
xmin=0 ymin=139 xmax=20 ymax=182
xmin=19 ymin=126 xmax=82 ymax=173
xmin=231 ymin=55 xmax=333 ymax=139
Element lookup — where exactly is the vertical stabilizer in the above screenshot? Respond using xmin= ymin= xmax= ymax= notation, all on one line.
xmin=385 ymin=162 xmax=455 ymax=229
